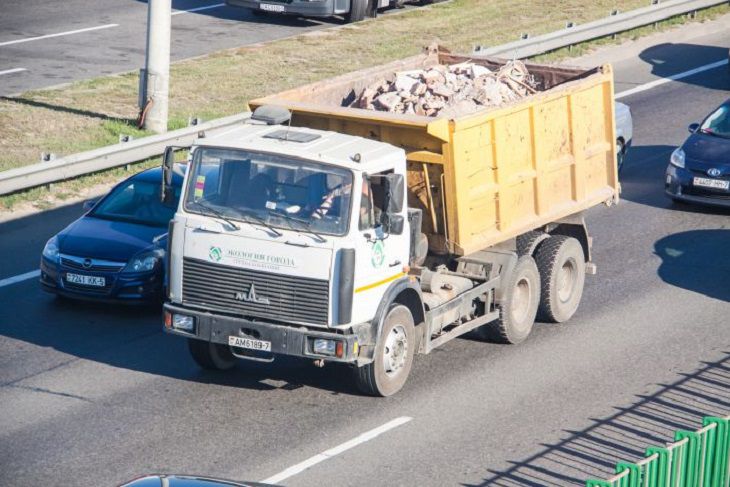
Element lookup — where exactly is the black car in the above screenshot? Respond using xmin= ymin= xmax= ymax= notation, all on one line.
xmin=665 ymin=99 xmax=730 ymax=207
xmin=40 ymin=165 xmax=184 ymax=303
xmin=120 ymin=474 xmax=271 ymax=487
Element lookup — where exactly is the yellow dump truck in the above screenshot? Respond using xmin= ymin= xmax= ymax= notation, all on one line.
xmin=162 ymin=46 xmax=618 ymax=396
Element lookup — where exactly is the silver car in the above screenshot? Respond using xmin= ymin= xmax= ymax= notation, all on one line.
xmin=615 ymin=101 xmax=633 ymax=173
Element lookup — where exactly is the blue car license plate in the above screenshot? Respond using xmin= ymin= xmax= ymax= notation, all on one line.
xmin=693 ymin=177 xmax=729 ymax=190
xmin=66 ymin=273 xmax=105 ymax=287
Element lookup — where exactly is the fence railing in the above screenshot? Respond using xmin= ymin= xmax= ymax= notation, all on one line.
xmin=473 ymin=0 xmax=727 ymax=58
xmin=586 ymin=416 xmax=730 ymax=487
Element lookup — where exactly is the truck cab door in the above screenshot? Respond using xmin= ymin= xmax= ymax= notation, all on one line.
xmin=351 ymin=173 xmax=409 ymax=323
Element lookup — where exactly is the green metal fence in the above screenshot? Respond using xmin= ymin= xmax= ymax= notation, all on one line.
xmin=586 ymin=416 xmax=729 ymax=487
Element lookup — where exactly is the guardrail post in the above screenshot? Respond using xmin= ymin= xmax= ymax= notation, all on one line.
xmin=615 ymin=462 xmax=641 ymax=487
xmin=140 ymin=0 xmax=171 ymax=134
xmin=645 ymin=447 xmax=669 ymax=486
xmin=702 ymin=417 xmax=729 ymax=487
xmin=675 ymin=430 xmax=702 ymax=486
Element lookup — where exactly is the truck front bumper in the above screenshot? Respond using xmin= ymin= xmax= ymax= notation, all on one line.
xmin=163 ymin=303 xmax=365 ymax=363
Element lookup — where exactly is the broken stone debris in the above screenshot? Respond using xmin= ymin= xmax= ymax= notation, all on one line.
xmin=352 ymin=60 xmax=539 ymax=117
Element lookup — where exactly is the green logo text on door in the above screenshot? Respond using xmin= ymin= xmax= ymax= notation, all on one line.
xmin=371 ymin=240 xmax=385 ymax=268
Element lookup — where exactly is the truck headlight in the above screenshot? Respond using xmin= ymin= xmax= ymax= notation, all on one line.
xmin=123 ymin=249 xmax=164 ymax=273
xmin=312 ymin=338 xmax=344 ymax=358
xmin=165 ymin=311 xmax=195 ymax=332
xmin=42 ymin=236 xmax=60 ymax=263
xmin=173 ymin=314 xmax=195 ymax=332
xmin=670 ymin=148 xmax=685 ymax=169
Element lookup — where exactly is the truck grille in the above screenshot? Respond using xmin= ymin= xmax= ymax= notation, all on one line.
xmin=182 ymin=257 xmax=329 ymax=326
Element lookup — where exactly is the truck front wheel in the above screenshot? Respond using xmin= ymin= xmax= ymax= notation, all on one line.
xmin=535 ymin=235 xmax=585 ymax=323
xmin=355 ymin=304 xmax=415 ymax=396
xmin=188 ymin=339 xmax=237 ymax=370
xmin=477 ymin=255 xmax=540 ymax=344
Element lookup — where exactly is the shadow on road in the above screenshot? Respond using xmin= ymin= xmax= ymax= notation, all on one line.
xmin=638 ymin=43 xmax=730 ymax=91
xmin=655 ymin=229 xmax=730 ymax=302
xmin=0 ymin=96 xmax=136 ymax=125
xmin=467 ymin=352 xmax=730 ymax=486
xmin=617 ymin=144 xmax=675 ymax=208
xmin=0 ymin=289 xmax=361 ymax=397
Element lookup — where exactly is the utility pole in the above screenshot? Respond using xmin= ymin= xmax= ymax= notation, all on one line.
xmin=139 ymin=0 xmax=171 ymax=133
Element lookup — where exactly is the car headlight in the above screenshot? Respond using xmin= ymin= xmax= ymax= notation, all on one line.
xmin=670 ymin=148 xmax=685 ymax=168
xmin=42 ymin=236 xmax=60 ymax=263
xmin=123 ymin=249 xmax=164 ymax=273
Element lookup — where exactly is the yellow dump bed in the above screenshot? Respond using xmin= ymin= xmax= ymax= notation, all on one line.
xmin=250 ymin=46 xmax=618 ymax=256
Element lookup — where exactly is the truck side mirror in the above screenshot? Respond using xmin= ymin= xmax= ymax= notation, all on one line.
xmin=688 ymin=123 xmax=700 ymax=133
xmin=383 ymin=173 xmax=404 ymax=213
xmin=383 ymin=214 xmax=405 ymax=235
xmin=161 ymin=146 xmax=176 ymax=206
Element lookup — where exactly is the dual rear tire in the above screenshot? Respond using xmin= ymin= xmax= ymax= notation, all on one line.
xmin=476 ymin=235 xmax=585 ymax=344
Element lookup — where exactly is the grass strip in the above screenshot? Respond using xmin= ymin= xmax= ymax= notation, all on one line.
xmin=1 ymin=0 xmax=727 ymax=212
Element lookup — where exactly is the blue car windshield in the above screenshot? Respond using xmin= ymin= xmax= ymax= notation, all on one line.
xmin=91 ymin=178 xmax=179 ymax=227
xmin=184 ymin=147 xmax=354 ymax=236
xmin=700 ymin=105 xmax=730 ymax=138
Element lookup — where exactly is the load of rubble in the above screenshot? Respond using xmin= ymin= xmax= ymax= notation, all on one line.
xmin=350 ymin=60 xmax=539 ymax=117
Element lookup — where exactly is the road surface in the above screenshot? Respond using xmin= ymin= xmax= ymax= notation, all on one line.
xmin=0 ymin=19 xmax=728 ymax=487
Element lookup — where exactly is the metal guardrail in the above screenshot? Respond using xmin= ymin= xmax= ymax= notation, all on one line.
xmin=473 ymin=0 xmax=727 ymax=58
xmin=1 ymin=0 xmax=726 ymax=196
xmin=0 ymin=113 xmax=250 ymax=196
xmin=586 ymin=415 xmax=730 ymax=487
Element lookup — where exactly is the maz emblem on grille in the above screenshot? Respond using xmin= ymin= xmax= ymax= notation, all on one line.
xmin=234 ymin=284 xmax=270 ymax=305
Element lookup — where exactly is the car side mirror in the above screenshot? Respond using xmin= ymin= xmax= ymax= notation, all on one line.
xmin=383 ymin=213 xmax=405 ymax=235
xmin=688 ymin=123 xmax=700 ymax=133
xmin=82 ymin=199 xmax=97 ymax=212
xmin=161 ymin=146 xmax=176 ymax=206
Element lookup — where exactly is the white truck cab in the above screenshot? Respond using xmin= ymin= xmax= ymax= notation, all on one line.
xmin=164 ymin=108 xmax=420 ymax=395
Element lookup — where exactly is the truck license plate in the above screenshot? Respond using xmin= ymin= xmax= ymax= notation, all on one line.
xmin=229 ymin=335 xmax=272 ymax=352
xmin=65 ymin=273 xmax=105 ymax=287
xmin=693 ymin=177 xmax=729 ymax=190
xmin=259 ymin=3 xmax=285 ymax=12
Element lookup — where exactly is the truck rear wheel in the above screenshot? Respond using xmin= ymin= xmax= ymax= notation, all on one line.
xmin=355 ymin=304 xmax=415 ymax=396
xmin=535 ymin=235 xmax=585 ymax=323
xmin=188 ymin=338 xmax=237 ymax=370
xmin=477 ymin=255 xmax=540 ymax=344
xmin=345 ymin=0 xmax=368 ymax=22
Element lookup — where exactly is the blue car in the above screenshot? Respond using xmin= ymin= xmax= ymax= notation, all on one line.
xmin=666 ymin=100 xmax=730 ymax=207
xmin=40 ymin=165 xmax=183 ymax=303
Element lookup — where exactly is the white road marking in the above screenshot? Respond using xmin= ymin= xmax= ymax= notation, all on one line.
xmin=172 ymin=3 xmax=226 ymax=15
xmin=0 ymin=270 xmax=40 ymax=289
xmin=0 ymin=68 xmax=27 ymax=76
xmin=261 ymin=416 xmax=413 ymax=484
xmin=615 ymin=59 xmax=729 ymax=99
xmin=0 ymin=24 xmax=119 ymax=47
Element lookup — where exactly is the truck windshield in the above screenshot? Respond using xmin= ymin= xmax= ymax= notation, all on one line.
xmin=184 ymin=147 xmax=354 ymax=236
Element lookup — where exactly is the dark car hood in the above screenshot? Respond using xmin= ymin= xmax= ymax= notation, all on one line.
xmin=58 ymin=216 xmax=166 ymax=261
xmin=683 ymin=132 xmax=730 ymax=173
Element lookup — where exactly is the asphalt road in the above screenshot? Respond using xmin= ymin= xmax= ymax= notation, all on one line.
xmin=0 ymin=0 xmax=418 ymax=97
xmin=1 ymin=22 xmax=729 ymax=487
